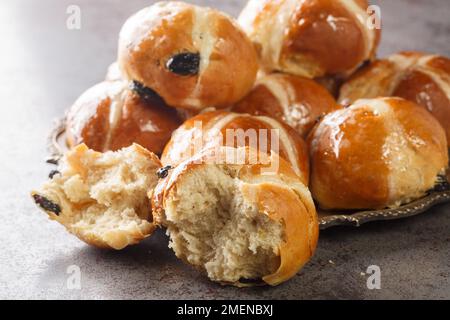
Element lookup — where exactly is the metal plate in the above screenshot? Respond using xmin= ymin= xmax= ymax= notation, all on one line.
xmin=318 ymin=190 xmax=450 ymax=229
xmin=46 ymin=116 xmax=67 ymax=165
xmin=48 ymin=117 xmax=450 ymax=230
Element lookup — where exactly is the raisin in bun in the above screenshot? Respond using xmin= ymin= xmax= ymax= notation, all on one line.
xmin=232 ymin=73 xmax=341 ymax=137
xmin=161 ymin=111 xmax=310 ymax=184
xmin=66 ymin=81 xmax=183 ymax=155
xmin=118 ymin=1 xmax=258 ymax=111
xmin=238 ymin=0 xmax=380 ymax=78
xmin=152 ymin=146 xmax=318 ymax=287
xmin=308 ymin=97 xmax=448 ymax=210
xmin=32 ymin=144 xmax=161 ymax=250
xmin=339 ymin=52 xmax=450 ymax=146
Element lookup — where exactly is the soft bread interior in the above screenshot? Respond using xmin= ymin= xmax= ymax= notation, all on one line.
xmin=32 ymin=144 xmax=160 ymax=250
xmin=161 ymin=164 xmax=283 ymax=285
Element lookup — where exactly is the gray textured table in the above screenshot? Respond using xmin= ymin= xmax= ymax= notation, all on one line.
xmin=0 ymin=0 xmax=449 ymax=300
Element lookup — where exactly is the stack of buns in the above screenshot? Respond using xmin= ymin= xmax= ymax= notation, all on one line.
xmin=32 ymin=0 xmax=449 ymax=287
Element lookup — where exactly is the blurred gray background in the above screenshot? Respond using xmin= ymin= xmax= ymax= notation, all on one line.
xmin=0 ymin=0 xmax=449 ymax=299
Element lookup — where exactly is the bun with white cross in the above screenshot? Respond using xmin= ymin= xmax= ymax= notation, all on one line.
xmin=66 ymin=80 xmax=183 ymax=155
xmin=232 ymin=73 xmax=341 ymax=137
xmin=238 ymin=0 xmax=381 ymax=78
xmin=339 ymin=51 xmax=450 ymax=146
xmin=118 ymin=1 xmax=259 ymax=111
xmin=308 ymin=97 xmax=448 ymax=210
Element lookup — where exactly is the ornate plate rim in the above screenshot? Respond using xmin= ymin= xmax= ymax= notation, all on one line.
xmin=318 ymin=190 xmax=450 ymax=229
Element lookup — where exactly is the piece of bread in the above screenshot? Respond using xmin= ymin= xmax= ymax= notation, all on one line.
xmin=66 ymin=81 xmax=183 ymax=155
xmin=152 ymin=146 xmax=318 ymax=286
xmin=238 ymin=0 xmax=381 ymax=78
xmin=32 ymin=144 xmax=161 ymax=250
xmin=308 ymin=97 xmax=449 ymax=210
xmin=161 ymin=111 xmax=310 ymax=184
xmin=118 ymin=1 xmax=258 ymax=111
xmin=339 ymin=51 xmax=450 ymax=146
xmin=232 ymin=73 xmax=341 ymax=137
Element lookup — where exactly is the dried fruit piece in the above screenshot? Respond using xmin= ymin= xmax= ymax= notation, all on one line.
xmin=32 ymin=194 xmax=61 ymax=215
xmin=157 ymin=165 xmax=173 ymax=179
xmin=166 ymin=52 xmax=200 ymax=76
xmin=130 ymin=81 xmax=161 ymax=102
xmin=49 ymin=170 xmax=60 ymax=179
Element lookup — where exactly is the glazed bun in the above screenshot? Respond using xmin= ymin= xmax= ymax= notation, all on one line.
xmin=232 ymin=73 xmax=340 ymax=137
xmin=32 ymin=144 xmax=161 ymax=250
xmin=66 ymin=81 xmax=183 ymax=155
xmin=118 ymin=1 xmax=259 ymax=111
xmin=308 ymin=97 xmax=448 ymax=210
xmin=238 ymin=0 xmax=380 ymax=78
xmin=339 ymin=52 xmax=450 ymax=146
xmin=161 ymin=111 xmax=310 ymax=184
xmin=152 ymin=146 xmax=318 ymax=286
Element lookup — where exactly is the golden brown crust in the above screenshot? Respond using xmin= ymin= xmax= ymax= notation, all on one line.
xmin=66 ymin=81 xmax=183 ymax=155
xmin=308 ymin=97 xmax=449 ymax=210
xmin=118 ymin=1 xmax=258 ymax=110
xmin=339 ymin=51 xmax=450 ymax=146
xmin=242 ymin=182 xmax=318 ymax=286
xmin=232 ymin=73 xmax=341 ymax=137
xmin=161 ymin=111 xmax=310 ymax=184
xmin=151 ymin=147 xmax=318 ymax=286
xmin=239 ymin=0 xmax=381 ymax=78
xmin=309 ymin=103 xmax=390 ymax=209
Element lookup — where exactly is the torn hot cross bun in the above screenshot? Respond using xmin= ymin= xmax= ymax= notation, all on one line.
xmin=339 ymin=51 xmax=450 ymax=147
xmin=238 ymin=0 xmax=381 ymax=79
xmin=161 ymin=111 xmax=310 ymax=185
xmin=32 ymin=144 xmax=162 ymax=250
xmin=66 ymin=81 xmax=183 ymax=155
xmin=118 ymin=1 xmax=259 ymax=111
xmin=308 ymin=97 xmax=449 ymax=210
xmin=152 ymin=146 xmax=319 ymax=287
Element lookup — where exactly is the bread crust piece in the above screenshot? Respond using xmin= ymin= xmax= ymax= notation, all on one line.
xmin=239 ymin=0 xmax=380 ymax=78
xmin=308 ymin=97 xmax=449 ymax=210
xmin=152 ymin=147 xmax=319 ymax=287
xmin=161 ymin=111 xmax=310 ymax=185
xmin=232 ymin=73 xmax=341 ymax=137
xmin=118 ymin=1 xmax=258 ymax=111
xmin=339 ymin=51 xmax=450 ymax=146
xmin=32 ymin=144 xmax=161 ymax=250
xmin=66 ymin=81 xmax=183 ymax=155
